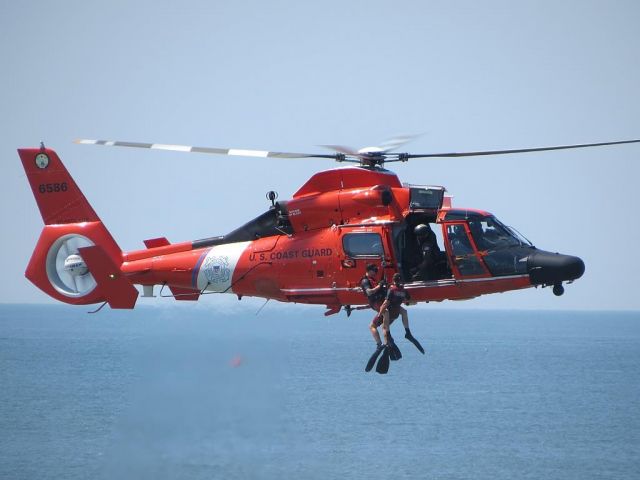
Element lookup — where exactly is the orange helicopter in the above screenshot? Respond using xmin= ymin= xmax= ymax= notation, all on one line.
xmin=20 ymin=136 xmax=640 ymax=311
xmin=18 ymin=137 xmax=638 ymax=371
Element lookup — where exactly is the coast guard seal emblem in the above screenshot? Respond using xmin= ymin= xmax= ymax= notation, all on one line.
xmin=202 ymin=255 xmax=231 ymax=287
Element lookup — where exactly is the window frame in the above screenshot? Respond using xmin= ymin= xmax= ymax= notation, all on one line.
xmin=342 ymin=232 xmax=385 ymax=259
xmin=444 ymin=222 xmax=490 ymax=278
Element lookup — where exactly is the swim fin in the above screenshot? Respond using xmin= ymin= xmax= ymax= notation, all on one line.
xmin=405 ymin=332 xmax=425 ymax=354
xmin=365 ymin=344 xmax=385 ymax=372
xmin=389 ymin=341 xmax=402 ymax=361
xmin=375 ymin=345 xmax=391 ymax=374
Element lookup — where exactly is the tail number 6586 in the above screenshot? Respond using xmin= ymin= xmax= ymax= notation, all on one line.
xmin=38 ymin=182 xmax=68 ymax=194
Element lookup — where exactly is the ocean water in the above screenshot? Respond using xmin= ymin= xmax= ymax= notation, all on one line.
xmin=0 ymin=304 xmax=639 ymax=480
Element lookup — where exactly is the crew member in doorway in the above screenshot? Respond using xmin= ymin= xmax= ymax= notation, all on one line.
xmin=412 ymin=223 xmax=441 ymax=281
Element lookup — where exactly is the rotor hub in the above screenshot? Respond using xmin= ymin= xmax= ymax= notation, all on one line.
xmin=63 ymin=254 xmax=88 ymax=276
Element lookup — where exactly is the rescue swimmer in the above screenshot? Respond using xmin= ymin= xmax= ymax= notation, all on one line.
xmin=363 ymin=269 xmax=425 ymax=374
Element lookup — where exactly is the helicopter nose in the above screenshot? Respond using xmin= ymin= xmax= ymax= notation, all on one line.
xmin=527 ymin=250 xmax=585 ymax=285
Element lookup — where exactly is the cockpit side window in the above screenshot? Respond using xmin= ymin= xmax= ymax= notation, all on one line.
xmin=445 ymin=223 xmax=487 ymax=276
xmin=342 ymin=233 xmax=384 ymax=258
xmin=447 ymin=224 xmax=475 ymax=255
xmin=468 ymin=217 xmax=523 ymax=250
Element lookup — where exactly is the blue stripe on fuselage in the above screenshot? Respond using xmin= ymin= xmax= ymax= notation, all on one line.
xmin=191 ymin=249 xmax=210 ymax=288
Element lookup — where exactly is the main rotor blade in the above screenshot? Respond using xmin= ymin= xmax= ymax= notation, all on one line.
xmin=321 ymin=134 xmax=420 ymax=156
xmin=377 ymin=133 xmax=421 ymax=153
xmin=405 ymin=139 xmax=640 ymax=159
xmin=320 ymin=144 xmax=360 ymax=156
xmin=74 ymin=139 xmax=336 ymax=159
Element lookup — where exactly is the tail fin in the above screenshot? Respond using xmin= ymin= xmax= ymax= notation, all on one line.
xmin=18 ymin=147 xmax=99 ymax=225
xmin=19 ymin=146 xmax=138 ymax=308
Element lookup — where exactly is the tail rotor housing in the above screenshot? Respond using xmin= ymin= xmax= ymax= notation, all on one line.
xmin=46 ymin=234 xmax=97 ymax=298
xmin=19 ymin=147 xmax=138 ymax=308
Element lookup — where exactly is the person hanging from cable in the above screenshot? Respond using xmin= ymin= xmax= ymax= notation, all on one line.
xmin=364 ymin=269 xmax=425 ymax=373
xmin=361 ymin=263 xmax=391 ymax=372
xmin=378 ymin=273 xmax=425 ymax=359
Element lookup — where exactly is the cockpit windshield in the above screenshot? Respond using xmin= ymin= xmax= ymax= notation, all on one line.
xmin=468 ymin=216 xmax=532 ymax=251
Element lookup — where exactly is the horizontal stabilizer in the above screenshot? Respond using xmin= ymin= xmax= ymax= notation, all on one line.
xmin=143 ymin=237 xmax=170 ymax=248
xmin=168 ymin=286 xmax=201 ymax=301
xmin=78 ymin=245 xmax=138 ymax=309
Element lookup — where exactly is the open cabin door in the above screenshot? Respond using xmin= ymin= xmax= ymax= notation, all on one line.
xmin=444 ymin=222 xmax=490 ymax=278
xmin=397 ymin=186 xmax=448 ymax=282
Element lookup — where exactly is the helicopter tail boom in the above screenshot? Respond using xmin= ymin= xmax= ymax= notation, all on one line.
xmin=18 ymin=147 xmax=137 ymax=308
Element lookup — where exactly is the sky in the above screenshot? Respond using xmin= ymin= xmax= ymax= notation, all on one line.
xmin=1 ymin=0 xmax=639 ymax=311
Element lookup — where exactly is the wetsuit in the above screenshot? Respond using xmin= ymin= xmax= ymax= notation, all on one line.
xmin=385 ymin=283 xmax=411 ymax=321
xmin=361 ymin=276 xmax=386 ymax=326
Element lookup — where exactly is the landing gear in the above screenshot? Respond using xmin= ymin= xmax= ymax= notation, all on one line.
xmin=553 ymin=282 xmax=564 ymax=296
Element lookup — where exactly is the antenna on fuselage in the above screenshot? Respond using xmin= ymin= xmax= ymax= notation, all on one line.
xmin=266 ymin=190 xmax=278 ymax=208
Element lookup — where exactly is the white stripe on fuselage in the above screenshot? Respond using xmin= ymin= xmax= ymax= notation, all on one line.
xmin=196 ymin=242 xmax=250 ymax=293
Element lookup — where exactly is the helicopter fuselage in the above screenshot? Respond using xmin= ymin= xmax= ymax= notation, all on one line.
xmin=120 ymin=166 xmax=584 ymax=311
xmin=19 ymin=148 xmax=584 ymax=313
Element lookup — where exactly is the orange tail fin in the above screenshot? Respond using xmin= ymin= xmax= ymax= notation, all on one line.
xmin=19 ymin=146 xmax=138 ymax=308
xmin=19 ymin=147 xmax=99 ymax=225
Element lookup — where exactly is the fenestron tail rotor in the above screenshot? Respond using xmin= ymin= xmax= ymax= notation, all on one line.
xmin=46 ymin=234 xmax=97 ymax=298
xmin=75 ymin=137 xmax=640 ymax=168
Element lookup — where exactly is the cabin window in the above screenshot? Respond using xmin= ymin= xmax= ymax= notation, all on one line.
xmin=342 ymin=233 xmax=384 ymax=258
xmin=409 ymin=187 xmax=444 ymax=210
